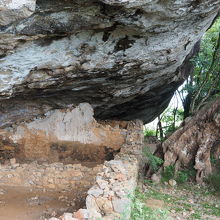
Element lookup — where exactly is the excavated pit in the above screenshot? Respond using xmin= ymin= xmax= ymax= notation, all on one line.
xmin=0 ymin=142 xmax=106 ymax=220
xmin=0 ymin=159 xmax=103 ymax=220
xmin=0 ymin=103 xmax=130 ymax=220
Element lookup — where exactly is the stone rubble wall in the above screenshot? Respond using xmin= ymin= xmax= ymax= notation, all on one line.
xmin=52 ymin=120 xmax=144 ymax=220
xmin=0 ymin=159 xmax=102 ymax=190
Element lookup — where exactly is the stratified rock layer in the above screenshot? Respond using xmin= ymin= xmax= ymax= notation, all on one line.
xmin=0 ymin=103 xmax=126 ymax=163
xmin=0 ymin=0 xmax=219 ymax=125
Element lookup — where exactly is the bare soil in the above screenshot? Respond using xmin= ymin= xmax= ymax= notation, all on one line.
xmin=0 ymin=185 xmax=85 ymax=220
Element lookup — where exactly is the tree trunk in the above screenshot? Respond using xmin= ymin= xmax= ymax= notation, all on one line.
xmin=161 ymin=97 xmax=220 ymax=183
xmin=157 ymin=115 xmax=164 ymax=140
xmin=183 ymin=93 xmax=192 ymax=119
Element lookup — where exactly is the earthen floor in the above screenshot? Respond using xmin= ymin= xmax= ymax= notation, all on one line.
xmin=0 ymin=185 xmax=85 ymax=220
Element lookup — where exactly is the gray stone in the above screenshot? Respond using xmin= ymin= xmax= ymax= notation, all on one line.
xmin=74 ymin=209 xmax=89 ymax=219
xmin=106 ymin=160 xmax=127 ymax=174
xmin=86 ymin=195 xmax=100 ymax=211
xmin=0 ymin=0 xmax=219 ymax=126
xmin=115 ymin=190 xmax=126 ymax=198
xmin=0 ymin=0 xmax=36 ymax=25
xmin=0 ymin=189 xmax=5 ymax=195
xmin=88 ymin=187 xmax=104 ymax=198
xmin=151 ymin=174 xmax=161 ymax=184
xmin=62 ymin=213 xmax=77 ymax=220
xmin=9 ymin=158 xmax=16 ymax=165
xmin=88 ymin=208 xmax=102 ymax=219
xmin=168 ymin=179 xmax=177 ymax=187
xmin=96 ymin=179 xmax=109 ymax=190
xmin=112 ymin=197 xmax=130 ymax=214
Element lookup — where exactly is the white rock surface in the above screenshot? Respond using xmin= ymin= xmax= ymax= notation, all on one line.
xmin=0 ymin=0 xmax=36 ymax=25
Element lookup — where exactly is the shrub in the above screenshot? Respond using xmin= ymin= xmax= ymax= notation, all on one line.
xmin=176 ymin=170 xmax=189 ymax=184
xmin=144 ymin=147 xmax=164 ymax=172
xmin=161 ymin=165 xmax=196 ymax=184
xmin=161 ymin=165 xmax=175 ymax=182
xmin=206 ymin=173 xmax=220 ymax=193
xmin=144 ymin=129 xmax=156 ymax=137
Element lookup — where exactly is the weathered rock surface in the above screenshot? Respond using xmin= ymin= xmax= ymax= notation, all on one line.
xmin=0 ymin=0 xmax=36 ymax=26
xmin=0 ymin=0 xmax=219 ymax=125
xmin=162 ymin=97 xmax=220 ymax=183
xmin=0 ymin=103 xmax=126 ymax=162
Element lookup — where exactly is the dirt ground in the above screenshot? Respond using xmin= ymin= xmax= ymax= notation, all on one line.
xmin=142 ymin=182 xmax=220 ymax=220
xmin=0 ymin=185 xmax=86 ymax=220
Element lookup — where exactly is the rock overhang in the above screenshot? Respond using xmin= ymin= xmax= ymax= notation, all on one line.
xmin=0 ymin=0 xmax=219 ymax=126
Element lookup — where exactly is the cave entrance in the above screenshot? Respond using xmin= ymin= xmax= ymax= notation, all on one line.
xmin=0 ymin=104 xmax=127 ymax=220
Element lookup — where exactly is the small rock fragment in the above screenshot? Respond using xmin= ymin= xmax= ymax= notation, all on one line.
xmin=168 ymin=179 xmax=177 ymax=187
xmin=151 ymin=174 xmax=161 ymax=183
xmin=60 ymin=213 xmax=77 ymax=220
xmin=74 ymin=209 xmax=89 ymax=219
xmin=88 ymin=187 xmax=103 ymax=197
xmin=112 ymin=197 xmax=130 ymax=213
xmin=10 ymin=158 xmax=16 ymax=165
xmin=0 ymin=189 xmax=5 ymax=195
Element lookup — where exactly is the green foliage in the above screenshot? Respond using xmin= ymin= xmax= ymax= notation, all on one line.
xmin=161 ymin=165 xmax=195 ymax=184
xmin=175 ymin=171 xmax=189 ymax=184
xmin=143 ymin=129 xmax=156 ymax=137
xmin=201 ymin=202 xmax=220 ymax=217
xmin=190 ymin=213 xmax=202 ymax=219
xmin=161 ymin=108 xmax=184 ymax=125
xmin=144 ymin=147 xmax=164 ymax=172
xmin=161 ymin=165 xmax=175 ymax=182
xmin=160 ymin=108 xmax=184 ymax=137
xmin=205 ymin=173 xmax=220 ymax=193
xmin=142 ymin=183 xmax=220 ymax=220
xmin=131 ymin=189 xmax=169 ymax=220
xmin=210 ymin=155 xmax=218 ymax=166
xmin=194 ymin=17 xmax=220 ymax=74
xmin=144 ymin=189 xmax=177 ymax=203
xmin=210 ymin=155 xmax=220 ymax=171
xmin=131 ymin=183 xmax=220 ymax=220
xmin=179 ymin=17 xmax=220 ymax=117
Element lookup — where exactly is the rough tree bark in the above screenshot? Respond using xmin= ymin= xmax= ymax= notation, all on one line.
xmin=160 ymin=97 xmax=220 ymax=183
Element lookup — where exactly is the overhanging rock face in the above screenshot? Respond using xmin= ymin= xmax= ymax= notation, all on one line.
xmin=0 ymin=0 xmax=219 ymax=125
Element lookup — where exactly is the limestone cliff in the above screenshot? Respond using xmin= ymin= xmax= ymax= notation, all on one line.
xmin=0 ymin=0 xmax=219 ymax=126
